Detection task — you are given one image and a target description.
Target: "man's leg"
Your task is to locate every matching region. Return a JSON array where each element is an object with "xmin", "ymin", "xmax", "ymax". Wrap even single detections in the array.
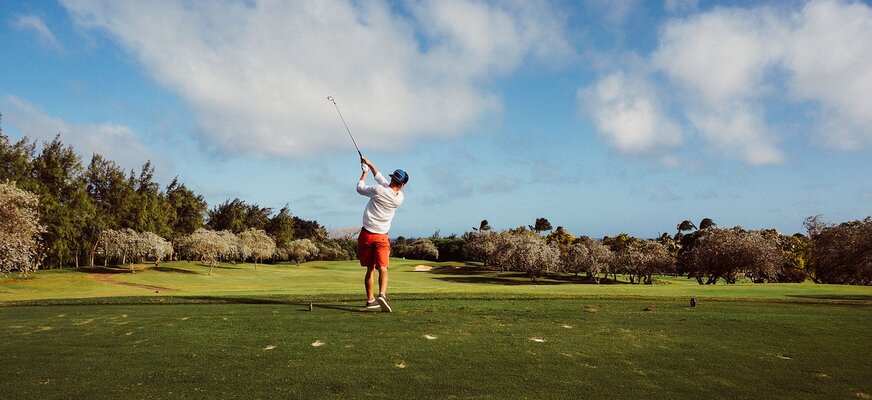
[
  {"xmin": 377, "ymin": 266, "xmax": 389, "ymax": 296},
  {"xmin": 364, "ymin": 266, "xmax": 376, "ymax": 301}
]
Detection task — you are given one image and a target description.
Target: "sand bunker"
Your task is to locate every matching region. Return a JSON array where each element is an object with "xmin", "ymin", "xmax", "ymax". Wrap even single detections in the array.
[{"xmin": 413, "ymin": 265, "xmax": 432, "ymax": 271}]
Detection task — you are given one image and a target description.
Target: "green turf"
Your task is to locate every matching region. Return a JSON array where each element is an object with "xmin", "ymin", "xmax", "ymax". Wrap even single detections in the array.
[
  {"xmin": 1, "ymin": 261, "xmax": 871, "ymax": 399},
  {"xmin": 3, "ymin": 259, "xmax": 871, "ymax": 303}
]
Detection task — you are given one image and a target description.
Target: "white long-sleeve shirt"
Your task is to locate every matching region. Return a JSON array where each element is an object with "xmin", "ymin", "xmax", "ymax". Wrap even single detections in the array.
[{"xmin": 357, "ymin": 171, "xmax": 404, "ymax": 234}]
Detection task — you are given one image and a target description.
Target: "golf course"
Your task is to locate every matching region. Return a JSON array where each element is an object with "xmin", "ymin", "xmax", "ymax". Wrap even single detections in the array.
[{"xmin": 2, "ymin": 259, "xmax": 870, "ymax": 399}]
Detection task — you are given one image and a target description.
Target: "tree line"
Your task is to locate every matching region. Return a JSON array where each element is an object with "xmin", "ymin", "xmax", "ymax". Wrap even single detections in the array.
[
  {"xmin": 393, "ymin": 216, "xmax": 870, "ymax": 286},
  {"xmin": 0, "ymin": 116, "xmax": 352, "ymax": 272},
  {"xmin": 2, "ymin": 116, "xmax": 869, "ymax": 285}
]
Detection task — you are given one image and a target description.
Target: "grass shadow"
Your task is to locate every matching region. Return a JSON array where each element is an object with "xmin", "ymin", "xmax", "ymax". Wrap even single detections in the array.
[
  {"xmin": 71, "ymin": 266, "xmax": 133, "ymax": 274},
  {"xmin": 179, "ymin": 296, "xmax": 296, "ymax": 305},
  {"xmin": 148, "ymin": 266, "xmax": 203, "ymax": 275},
  {"xmin": 176, "ymin": 296, "xmax": 369, "ymax": 313}
]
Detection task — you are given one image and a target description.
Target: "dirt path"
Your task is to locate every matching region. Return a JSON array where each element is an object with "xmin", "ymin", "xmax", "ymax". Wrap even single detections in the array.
[{"xmin": 91, "ymin": 274, "xmax": 176, "ymax": 292}]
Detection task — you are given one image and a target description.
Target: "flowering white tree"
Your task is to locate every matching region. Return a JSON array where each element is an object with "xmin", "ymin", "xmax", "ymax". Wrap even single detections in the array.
[
  {"xmin": 140, "ymin": 231, "xmax": 173, "ymax": 263},
  {"xmin": 286, "ymin": 239, "xmax": 319, "ymax": 264},
  {"xmin": 466, "ymin": 231, "xmax": 499, "ymax": 268},
  {"xmin": 562, "ymin": 237, "xmax": 613, "ymax": 283},
  {"xmin": 218, "ymin": 230, "xmax": 244, "ymax": 262},
  {"xmin": 177, "ymin": 228, "xmax": 228, "ymax": 275},
  {"xmin": 100, "ymin": 228, "xmax": 139, "ymax": 267},
  {"xmin": 0, "ymin": 182, "xmax": 44, "ymax": 275},
  {"xmin": 239, "ymin": 228, "xmax": 276, "ymax": 268},
  {"xmin": 493, "ymin": 231, "xmax": 559, "ymax": 284},
  {"xmin": 99, "ymin": 229, "xmax": 171, "ymax": 273},
  {"xmin": 615, "ymin": 240, "xmax": 674, "ymax": 284}
]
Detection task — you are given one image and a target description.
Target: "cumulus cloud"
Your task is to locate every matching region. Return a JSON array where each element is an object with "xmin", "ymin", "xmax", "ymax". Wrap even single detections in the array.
[
  {"xmin": 1, "ymin": 95, "xmax": 153, "ymax": 171},
  {"xmin": 781, "ymin": 0, "xmax": 872, "ymax": 150},
  {"xmin": 11, "ymin": 14, "xmax": 64, "ymax": 52},
  {"xmin": 579, "ymin": 71, "xmax": 682, "ymax": 154},
  {"xmin": 580, "ymin": 0, "xmax": 872, "ymax": 165},
  {"xmin": 60, "ymin": 0, "xmax": 574, "ymax": 158}
]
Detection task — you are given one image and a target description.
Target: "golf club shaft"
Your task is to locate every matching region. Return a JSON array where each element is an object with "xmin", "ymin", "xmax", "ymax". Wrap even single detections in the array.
[{"xmin": 327, "ymin": 96, "xmax": 362, "ymax": 158}]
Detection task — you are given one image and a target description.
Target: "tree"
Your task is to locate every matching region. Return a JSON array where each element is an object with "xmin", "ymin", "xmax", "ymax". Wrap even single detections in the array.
[
  {"xmin": 530, "ymin": 217, "xmax": 553, "ymax": 234},
  {"xmin": 175, "ymin": 228, "xmax": 236, "ymax": 275},
  {"xmin": 315, "ymin": 240, "xmax": 353, "ymax": 261},
  {"xmin": 31, "ymin": 135, "xmax": 94, "ymax": 269},
  {"xmin": 84, "ymin": 154, "xmax": 134, "ymax": 266},
  {"xmin": 286, "ymin": 239, "xmax": 319, "ymax": 264},
  {"xmin": 0, "ymin": 123, "xmax": 36, "ymax": 188},
  {"xmin": 465, "ymin": 231, "xmax": 498, "ymax": 268},
  {"xmin": 128, "ymin": 161, "xmax": 172, "ymax": 238},
  {"xmin": 615, "ymin": 240, "xmax": 674, "ymax": 284},
  {"xmin": 165, "ymin": 177, "xmax": 207, "ymax": 240},
  {"xmin": 239, "ymin": 228, "xmax": 276, "ymax": 268},
  {"xmin": 777, "ymin": 233, "xmax": 812, "ymax": 283},
  {"xmin": 561, "ymin": 242, "xmax": 590, "ymax": 277},
  {"xmin": 99, "ymin": 228, "xmax": 156, "ymax": 271},
  {"xmin": 292, "ymin": 216, "xmax": 327, "ymax": 242},
  {"xmin": 545, "ymin": 226, "xmax": 574, "ymax": 252},
  {"xmin": 140, "ymin": 231, "xmax": 173, "ymax": 264},
  {"xmin": 677, "ymin": 220, "xmax": 697, "ymax": 233},
  {"xmin": 473, "ymin": 219, "xmax": 492, "ymax": 232},
  {"xmin": 496, "ymin": 232, "xmax": 558, "ymax": 284},
  {"xmin": 805, "ymin": 216, "xmax": 872, "ymax": 285},
  {"xmin": 207, "ymin": 198, "xmax": 271, "ymax": 233},
  {"xmin": 562, "ymin": 237, "xmax": 612, "ymax": 282},
  {"xmin": 266, "ymin": 205, "xmax": 295, "ymax": 260},
  {"xmin": 0, "ymin": 182, "xmax": 44, "ymax": 274},
  {"xmin": 405, "ymin": 238, "xmax": 439, "ymax": 261},
  {"xmin": 431, "ymin": 237, "xmax": 465, "ymax": 261},
  {"xmin": 678, "ymin": 227, "xmax": 781, "ymax": 284}
]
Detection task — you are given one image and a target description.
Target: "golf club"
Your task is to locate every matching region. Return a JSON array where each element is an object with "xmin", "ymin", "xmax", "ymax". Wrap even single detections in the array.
[{"xmin": 327, "ymin": 96, "xmax": 362, "ymax": 158}]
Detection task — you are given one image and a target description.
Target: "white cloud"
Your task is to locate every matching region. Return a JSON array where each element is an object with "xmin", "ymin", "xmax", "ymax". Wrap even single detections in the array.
[
  {"xmin": 686, "ymin": 104, "xmax": 785, "ymax": 165},
  {"xmin": 579, "ymin": 71, "xmax": 682, "ymax": 154},
  {"xmin": 11, "ymin": 14, "xmax": 64, "ymax": 52},
  {"xmin": 1, "ymin": 95, "xmax": 153, "ymax": 171},
  {"xmin": 60, "ymin": 0, "xmax": 574, "ymax": 158},
  {"xmin": 581, "ymin": 0, "xmax": 872, "ymax": 166},
  {"xmin": 653, "ymin": 7, "xmax": 785, "ymax": 105},
  {"xmin": 782, "ymin": 0, "xmax": 872, "ymax": 150}
]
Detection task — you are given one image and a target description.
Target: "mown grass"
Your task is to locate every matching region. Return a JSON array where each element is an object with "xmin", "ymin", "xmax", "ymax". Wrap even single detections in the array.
[
  {"xmin": 1, "ymin": 260, "xmax": 871, "ymax": 399},
  {"xmin": 3, "ymin": 259, "xmax": 871, "ymax": 303}
]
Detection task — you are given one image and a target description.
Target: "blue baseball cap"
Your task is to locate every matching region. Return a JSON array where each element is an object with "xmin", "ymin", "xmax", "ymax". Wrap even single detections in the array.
[{"xmin": 389, "ymin": 169, "xmax": 409, "ymax": 184}]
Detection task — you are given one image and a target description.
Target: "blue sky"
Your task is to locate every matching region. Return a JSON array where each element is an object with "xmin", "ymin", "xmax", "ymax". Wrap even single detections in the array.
[{"xmin": 2, "ymin": 0, "xmax": 870, "ymax": 238}]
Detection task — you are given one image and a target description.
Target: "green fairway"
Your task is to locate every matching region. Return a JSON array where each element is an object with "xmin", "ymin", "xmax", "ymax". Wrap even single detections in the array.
[{"xmin": 2, "ymin": 261, "xmax": 871, "ymax": 399}]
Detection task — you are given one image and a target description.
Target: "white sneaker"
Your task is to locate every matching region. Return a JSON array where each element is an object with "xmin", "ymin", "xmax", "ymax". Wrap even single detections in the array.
[{"xmin": 376, "ymin": 294, "xmax": 392, "ymax": 313}]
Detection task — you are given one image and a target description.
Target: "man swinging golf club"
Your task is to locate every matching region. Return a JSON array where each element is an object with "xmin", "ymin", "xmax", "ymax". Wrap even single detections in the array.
[{"xmin": 357, "ymin": 156, "xmax": 408, "ymax": 312}]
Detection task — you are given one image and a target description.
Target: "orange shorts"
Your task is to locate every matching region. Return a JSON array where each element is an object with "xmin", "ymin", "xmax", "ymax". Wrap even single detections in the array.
[{"xmin": 358, "ymin": 228, "xmax": 390, "ymax": 268}]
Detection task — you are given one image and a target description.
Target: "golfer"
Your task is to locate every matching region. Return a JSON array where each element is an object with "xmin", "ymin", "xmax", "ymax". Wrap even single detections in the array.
[{"xmin": 357, "ymin": 156, "xmax": 407, "ymax": 312}]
